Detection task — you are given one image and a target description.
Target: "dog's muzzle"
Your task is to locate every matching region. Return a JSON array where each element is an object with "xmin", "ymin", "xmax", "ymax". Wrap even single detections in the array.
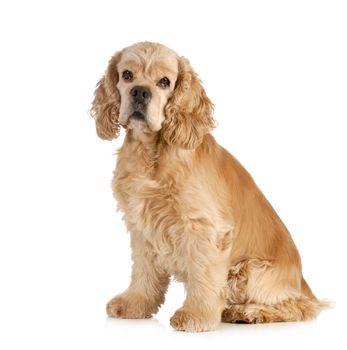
[{"xmin": 129, "ymin": 85, "xmax": 152, "ymax": 121}]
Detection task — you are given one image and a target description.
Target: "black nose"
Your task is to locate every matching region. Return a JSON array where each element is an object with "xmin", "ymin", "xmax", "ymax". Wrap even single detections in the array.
[{"xmin": 130, "ymin": 86, "xmax": 152, "ymax": 105}]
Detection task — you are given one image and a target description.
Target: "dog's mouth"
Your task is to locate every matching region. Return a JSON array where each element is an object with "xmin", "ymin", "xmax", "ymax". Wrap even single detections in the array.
[
  {"xmin": 123, "ymin": 110, "xmax": 153, "ymax": 132},
  {"xmin": 129, "ymin": 110, "xmax": 146, "ymax": 121},
  {"xmin": 121, "ymin": 111, "xmax": 147, "ymax": 129}
]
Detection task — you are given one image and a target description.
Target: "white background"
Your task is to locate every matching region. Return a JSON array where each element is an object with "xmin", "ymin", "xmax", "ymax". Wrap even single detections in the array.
[{"xmin": 0, "ymin": 0, "xmax": 346, "ymax": 349}]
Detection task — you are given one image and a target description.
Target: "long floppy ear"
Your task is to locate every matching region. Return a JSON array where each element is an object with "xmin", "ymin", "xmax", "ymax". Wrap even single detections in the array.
[
  {"xmin": 162, "ymin": 57, "xmax": 215, "ymax": 149},
  {"xmin": 91, "ymin": 52, "xmax": 122, "ymax": 140}
]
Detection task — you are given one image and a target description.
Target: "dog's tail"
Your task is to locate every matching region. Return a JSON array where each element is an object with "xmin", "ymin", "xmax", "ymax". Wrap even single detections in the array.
[{"xmin": 302, "ymin": 278, "xmax": 334, "ymax": 315}]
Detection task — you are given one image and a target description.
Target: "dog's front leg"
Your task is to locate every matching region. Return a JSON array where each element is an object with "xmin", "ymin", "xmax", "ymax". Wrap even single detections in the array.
[
  {"xmin": 170, "ymin": 230, "xmax": 230, "ymax": 332},
  {"xmin": 107, "ymin": 230, "xmax": 170, "ymax": 319}
]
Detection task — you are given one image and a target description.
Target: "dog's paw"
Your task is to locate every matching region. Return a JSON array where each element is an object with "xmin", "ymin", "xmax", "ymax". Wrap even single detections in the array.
[
  {"xmin": 170, "ymin": 307, "xmax": 220, "ymax": 332},
  {"xmin": 106, "ymin": 293, "xmax": 156, "ymax": 319}
]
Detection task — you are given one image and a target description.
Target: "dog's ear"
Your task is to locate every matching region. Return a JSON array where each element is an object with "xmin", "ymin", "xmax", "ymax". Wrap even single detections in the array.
[
  {"xmin": 162, "ymin": 57, "xmax": 215, "ymax": 149},
  {"xmin": 91, "ymin": 52, "xmax": 122, "ymax": 140}
]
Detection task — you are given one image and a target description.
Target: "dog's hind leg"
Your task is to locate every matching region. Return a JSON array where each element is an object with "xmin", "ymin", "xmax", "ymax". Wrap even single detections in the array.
[
  {"xmin": 222, "ymin": 297, "xmax": 322, "ymax": 323},
  {"xmin": 222, "ymin": 259, "xmax": 325, "ymax": 323}
]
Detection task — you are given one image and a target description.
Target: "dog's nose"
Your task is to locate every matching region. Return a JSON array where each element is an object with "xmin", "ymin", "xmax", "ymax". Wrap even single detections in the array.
[{"xmin": 130, "ymin": 86, "xmax": 152, "ymax": 105}]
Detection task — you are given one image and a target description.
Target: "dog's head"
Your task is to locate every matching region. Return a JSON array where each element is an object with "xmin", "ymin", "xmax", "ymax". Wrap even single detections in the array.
[{"xmin": 91, "ymin": 42, "xmax": 215, "ymax": 149}]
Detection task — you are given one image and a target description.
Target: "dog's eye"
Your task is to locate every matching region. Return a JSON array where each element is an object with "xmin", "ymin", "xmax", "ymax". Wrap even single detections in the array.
[
  {"xmin": 157, "ymin": 77, "xmax": 170, "ymax": 89},
  {"xmin": 122, "ymin": 70, "xmax": 133, "ymax": 82}
]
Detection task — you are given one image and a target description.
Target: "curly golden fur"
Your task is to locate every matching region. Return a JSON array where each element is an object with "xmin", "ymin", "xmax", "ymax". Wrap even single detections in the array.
[{"xmin": 91, "ymin": 42, "xmax": 326, "ymax": 332}]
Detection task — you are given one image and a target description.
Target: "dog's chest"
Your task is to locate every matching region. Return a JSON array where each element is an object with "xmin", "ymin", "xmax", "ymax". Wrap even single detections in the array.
[
  {"xmin": 113, "ymin": 146, "xmax": 233, "ymax": 278},
  {"xmin": 115, "ymin": 168, "xmax": 181, "ymax": 237},
  {"xmin": 114, "ymin": 171, "xmax": 188, "ymax": 275}
]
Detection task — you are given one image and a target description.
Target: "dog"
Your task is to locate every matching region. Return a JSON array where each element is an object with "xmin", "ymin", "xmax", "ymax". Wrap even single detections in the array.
[{"xmin": 91, "ymin": 42, "xmax": 325, "ymax": 332}]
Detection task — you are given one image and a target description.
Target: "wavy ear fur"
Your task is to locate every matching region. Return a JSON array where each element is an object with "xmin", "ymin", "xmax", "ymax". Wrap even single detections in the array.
[
  {"xmin": 163, "ymin": 57, "xmax": 215, "ymax": 149},
  {"xmin": 91, "ymin": 52, "xmax": 122, "ymax": 140}
]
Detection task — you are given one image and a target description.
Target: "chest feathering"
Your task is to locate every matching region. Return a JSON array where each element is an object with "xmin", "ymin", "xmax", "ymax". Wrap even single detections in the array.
[{"xmin": 112, "ymin": 140, "xmax": 234, "ymax": 277}]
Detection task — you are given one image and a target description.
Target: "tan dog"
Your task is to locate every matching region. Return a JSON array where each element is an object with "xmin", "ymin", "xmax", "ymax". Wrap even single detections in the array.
[{"xmin": 91, "ymin": 42, "xmax": 325, "ymax": 332}]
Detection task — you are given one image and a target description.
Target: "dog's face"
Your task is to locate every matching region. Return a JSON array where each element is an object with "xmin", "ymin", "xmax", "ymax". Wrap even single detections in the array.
[
  {"xmin": 91, "ymin": 42, "xmax": 215, "ymax": 149},
  {"xmin": 117, "ymin": 44, "xmax": 178, "ymax": 132}
]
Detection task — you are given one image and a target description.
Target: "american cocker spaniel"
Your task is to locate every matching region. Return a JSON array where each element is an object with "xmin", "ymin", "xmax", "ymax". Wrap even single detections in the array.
[{"xmin": 91, "ymin": 42, "xmax": 326, "ymax": 332}]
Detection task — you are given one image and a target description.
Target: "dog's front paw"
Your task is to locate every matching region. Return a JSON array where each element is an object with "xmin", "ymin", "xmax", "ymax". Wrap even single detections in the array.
[
  {"xmin": 106, "ymin": 293, "xmax": 157, "ymax": 319},
  {"xmin": 170, "ymin": 307, "xmax": 220, "ymax": 332}
]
